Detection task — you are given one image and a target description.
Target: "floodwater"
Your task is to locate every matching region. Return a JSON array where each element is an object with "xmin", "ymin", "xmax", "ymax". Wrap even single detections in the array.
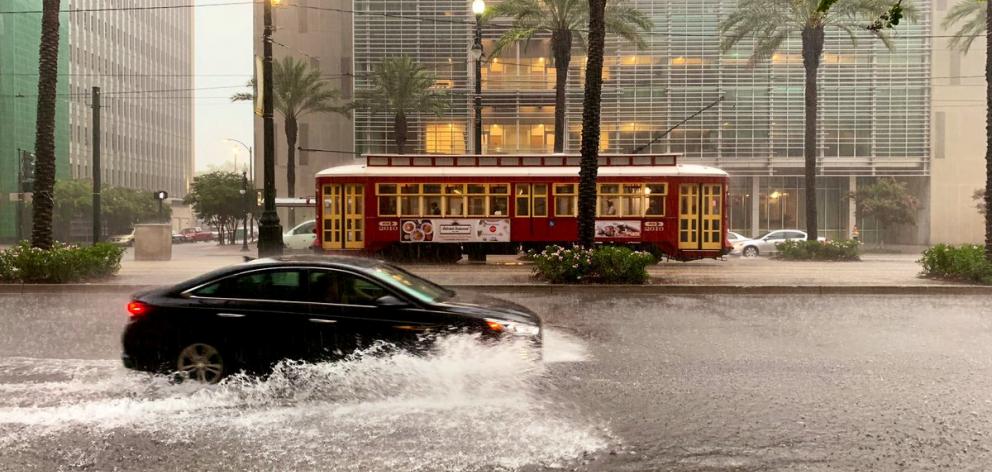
[
  {"xmin": 5, "ymin": 292, "xmax": 992, "ymax": 471},
  {"xmin": 0, "ymin": 331, "xmax": 605, "ymax": 472}
]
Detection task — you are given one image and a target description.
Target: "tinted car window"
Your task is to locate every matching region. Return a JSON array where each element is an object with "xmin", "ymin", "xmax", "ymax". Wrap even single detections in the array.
[
  {"xmin": 294, "ymin": 222, "xmax": 315, "ymax": 235},
  {"xmin": 785, "ymin": 231, "xmax": 806, "ymax": 239},
  {"xmin": 765, "ymin": 232, "xmax": 786, "ymax": 240},
  {"xmin": 194, "ymin": 270, "xmax": 304, "ymax": 301},
  {"xmin": 309, "ymin": 270, "xmax": 388, "ymax": 305}
]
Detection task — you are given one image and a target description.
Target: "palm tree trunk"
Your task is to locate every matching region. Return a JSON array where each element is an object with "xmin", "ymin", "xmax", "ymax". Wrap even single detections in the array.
[
  {"xmin": 985, "ymin": 0, "xmax": 992, "ymax": 261},
  {"xmin": 578, "ymin": 0, "xmax": 607, "ymax": 248},
  {"xmin": 285, "ymin": 117, "xmax": 298, "ymax": 227},
  {"xmin": 31, "ymin": 0, "xmax": 62, "ymax": 250},
  {"xmin": 802, "ymin": 25, "xmax": 824, "ymax": 242},
  {"xmin": 551, "ymin": 29, "xmax": 572, "ymax": 154},
  {"xmin": 394, "ymin": 111, "xmax": 408, "ymax": 154}
]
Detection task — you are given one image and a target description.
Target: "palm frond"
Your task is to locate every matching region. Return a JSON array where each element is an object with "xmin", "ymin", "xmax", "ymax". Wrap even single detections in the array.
[
  {"xmin": 943, "ymin": 0, "xmax": 986, "ymax": 53},
  {"xmin": 605, "ymin": 3, "xmax": 654, "ymax": 50},
  {"xmin": 354, "ymin": 56, "xmax": 450, "ymax": 118}
]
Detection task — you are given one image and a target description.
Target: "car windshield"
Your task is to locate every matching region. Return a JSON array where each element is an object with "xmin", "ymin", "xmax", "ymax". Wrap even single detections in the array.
[
  {"xmin": 367, "ymin": 263, "xmax": 454, "ymax": 304},
  {"xmin": 756, "ymin": 231, "xmax": 774, "ymax": 240}
]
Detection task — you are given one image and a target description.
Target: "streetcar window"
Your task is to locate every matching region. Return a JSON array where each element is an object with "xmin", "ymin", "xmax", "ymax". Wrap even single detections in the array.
[
  {"xmin": 622, "ymin": 184, "xmax": 643, "ymax": 217},
  {"xmin": 444, "ymin": 184, "xmax": 465, "ymax": 216},
  {"xmin": 645, "ymin": 183, "xmax": 667, "ymax": 217},
  {"xmin": 377, "ymin": 184, "xmax": 398, "ymax": 217},
  {"xmin": 515, "ymin": 184, "xmax": 530, "ymax": 217},
  {"xmin": 425, "ymin": 196, "xmax": 442, "ymax": 215},
  {"xmin": 554, "ymin": 183, "xmax": 577, "ymax": 217},
  {"xmin": 598, "ymin": 184, "xmax": 621, "ymax": 217},
  {"xmin": 532, "ymin": 184, "xmax": 548, "ymax": 217}
]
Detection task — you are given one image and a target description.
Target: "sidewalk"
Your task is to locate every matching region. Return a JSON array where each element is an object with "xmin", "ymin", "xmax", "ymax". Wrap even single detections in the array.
[{"xmin": 104, "ymin": 242, "xmax": 942, "ymax": 288}]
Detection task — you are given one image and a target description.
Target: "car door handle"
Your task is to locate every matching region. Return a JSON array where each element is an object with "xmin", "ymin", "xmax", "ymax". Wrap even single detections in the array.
[
  {"xmin": 309, "ymin": 318, "xmax": 338, "ymax": 324},
  {"xmin": 217, "ymin": 313, "xmax": 246, "ymax": 318}
]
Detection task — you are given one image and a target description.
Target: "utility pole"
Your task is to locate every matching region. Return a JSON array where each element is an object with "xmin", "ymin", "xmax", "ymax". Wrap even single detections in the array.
[
  {"xmin": 257, "ymin": 0, "xmax": 283, "ymax": 256},
  {"xmin": 16, "ymin": 149, "xmax": 23, "ymax": 242},
  {"xmin": 92, "ymin": 86, "xmax": 101, "ymax": 244}
]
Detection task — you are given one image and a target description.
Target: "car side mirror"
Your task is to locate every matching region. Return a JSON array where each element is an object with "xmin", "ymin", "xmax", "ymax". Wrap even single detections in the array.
[{"xmin": 375, "ymin": 295, "xmax": 408, "ymax": 307}]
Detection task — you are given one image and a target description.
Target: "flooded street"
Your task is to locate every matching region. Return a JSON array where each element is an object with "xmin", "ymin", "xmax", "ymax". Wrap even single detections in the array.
[{"xmin": 2, "ymin": 291, "xmax": 992, "ymax": 471}]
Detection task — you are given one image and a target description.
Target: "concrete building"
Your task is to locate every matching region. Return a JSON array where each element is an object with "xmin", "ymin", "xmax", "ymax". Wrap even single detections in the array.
[
  {"xmin": 67, "ymin": 0, "xmax": 195, "ymax": 200},
  {"xmin": 0, "ymin": 0, "xmax": 194, "ymax": 242},
  {"xmin": 261, "ymin": 0, "xmax": 984, "ymax": 244},
  {"xmin": 0, "ymin": 2, "xmax": 70, "ymax": 241},
  {"xmin": 252, "ymin": 1, "xmax": 354, "ymax": 226},
  {"xmin": 929, "ymin": 0, "xmax": 986, "ymax": 245}
]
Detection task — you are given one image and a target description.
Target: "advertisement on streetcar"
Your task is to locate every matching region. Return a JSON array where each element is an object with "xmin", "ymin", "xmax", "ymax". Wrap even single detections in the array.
[
  {"xmin": 595, "ymin": 220, "xmax": 642, "ymax": 239},
  {"xmin": 400, "ymin": 219, "xmax": 511, "ymax": 243}
]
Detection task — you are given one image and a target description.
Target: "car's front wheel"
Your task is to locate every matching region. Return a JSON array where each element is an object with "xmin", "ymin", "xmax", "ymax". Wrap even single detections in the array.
[
  {"xmin": 176, "ymin": 342, "xmax": 226, "ymax": 384},
  {"xmin": 742, "ymin": 246, "xmax": 759, "ymax": 258}
]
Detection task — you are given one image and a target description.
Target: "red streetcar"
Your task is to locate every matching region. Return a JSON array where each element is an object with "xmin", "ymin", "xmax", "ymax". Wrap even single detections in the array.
[{"xmin": 314, "ymin": 153, "xmax": 730, "ymax": 262}]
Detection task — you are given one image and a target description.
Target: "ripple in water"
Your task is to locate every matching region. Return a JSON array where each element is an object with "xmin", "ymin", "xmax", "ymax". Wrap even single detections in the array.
[{"xmin": 0, "ymin": 332, "xmax": 605, "ymax": 471}]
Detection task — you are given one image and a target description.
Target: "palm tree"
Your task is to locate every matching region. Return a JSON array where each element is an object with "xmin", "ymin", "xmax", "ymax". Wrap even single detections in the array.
[
  {"xmin": 232, "ymin": 57, "xmax": 346, "ymax": 224},
  {"xmin": 721, "ymin": 0, "xmax": 913, "ymax": 241},
  {"xmin": 483, "ymin": 0, "xmax": 652, "ymax": 153},
  {"xmin": 352, "ymin": 56, "xmax": 449, "ymax": 154},
  {"xmin": 943, "ymin": 0, "xmax": 991, "ymax": 260},
  {"xmin": 31, "ymin": 0, "xmax": 62, "ymax": 250},
  {"xmin": 578, "ymin": 0, "xmax": 607, "ymax": 248}
]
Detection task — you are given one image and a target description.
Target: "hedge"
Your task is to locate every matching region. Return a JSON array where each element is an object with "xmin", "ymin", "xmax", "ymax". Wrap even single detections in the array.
[
  {"xmin": 0, "ymin": 242, "xmax": 125, "ymax": 283},
  {"xmin": 774, "ymin": 239, "xmax": 861, "ymax": 261},
  {"xmin": 919, "ymin": 244, "xmax": 992, "ymax": 284},
  {"xmin": 531, "ymin": 245, "xmax": 656, "ymax": 284}
]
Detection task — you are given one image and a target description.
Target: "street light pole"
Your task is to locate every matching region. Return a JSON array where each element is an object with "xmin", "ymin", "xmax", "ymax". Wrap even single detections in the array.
[
  {"xmin": 471, "ymin": 0, "xmax": 485, "ymax": 155},
  {"xmin": 241, "ymin": 171, "xmax": 249, "ymax": 252},
  {"xmin": 257, "ymin": 0, "xmax": 283, "ymax": 257},
  {"xmin": 227, "ymin": 138, "xmax": 255, "ymax": 243}
]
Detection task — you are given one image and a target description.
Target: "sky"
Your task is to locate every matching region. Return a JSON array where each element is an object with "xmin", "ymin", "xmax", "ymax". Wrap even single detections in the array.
[{"xmin": 194, "ymin": 0, "xmax": 255, "ymax": 174}]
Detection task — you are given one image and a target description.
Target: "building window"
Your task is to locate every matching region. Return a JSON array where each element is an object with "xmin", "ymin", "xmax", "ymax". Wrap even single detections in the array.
[{"xmin": 424, "ymin": 123, "xmax": 466, "ymax": 154}]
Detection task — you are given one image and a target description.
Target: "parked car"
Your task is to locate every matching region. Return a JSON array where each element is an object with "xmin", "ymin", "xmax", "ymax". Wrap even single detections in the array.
[
  {"xmin": 180, "ymin": 227, "xmax": 215, "ymax": 243},
  {"xmin": 172, "ymin": 233, "xmax": 188, "ymax": 244},
  {"xmin": 735, "ymin": 230, "xmax": 826, "ymax": 257},
  {"xmin": 727, "ymin": 231, "xmax": 749, "ymax": 246},
  {"xmin": 121, "ymin": 256, "xmax": 543, "ymax": 383},
  {"xmin": 109, "ymin": 231, "xmax": 135, "ymax": 247},
  {"xmin": 283, "ymin": 220, "xmax": 317, "ymax": 250}
]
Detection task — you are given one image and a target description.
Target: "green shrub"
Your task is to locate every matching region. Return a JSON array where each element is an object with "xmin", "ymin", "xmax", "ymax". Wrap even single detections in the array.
[
  {"xmin": 774, "ymin": 239, "xmax": 861, "ymax": 261},
  {"xmin": 531, "ymin": 245, "xmax": 657, "ymax": 284},
  {"xmin": 531, "ymin": 245, "xmax": 593, "ymax": 284},
  {"xmin": 919, "ymin": 244, "xmax": 992, "ymax": 284},
  {"xmin": 590, "ymin": 246, "xmax": 656, "ymax": 284},
  {"xmin": 0, "ymin": 242, "xmax": 125, "ymax": 283}
]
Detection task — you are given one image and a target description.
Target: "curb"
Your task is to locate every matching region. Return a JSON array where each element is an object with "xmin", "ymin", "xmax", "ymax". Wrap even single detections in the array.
[{"xmin": 1, "ymin": 283, "xmax": 990, "ymax": 296}]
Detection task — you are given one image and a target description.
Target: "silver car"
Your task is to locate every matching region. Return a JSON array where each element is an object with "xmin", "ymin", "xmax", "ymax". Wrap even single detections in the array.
[{"xmin": 735, "ymin": 230, "xmax": 823, "ymax": 257}]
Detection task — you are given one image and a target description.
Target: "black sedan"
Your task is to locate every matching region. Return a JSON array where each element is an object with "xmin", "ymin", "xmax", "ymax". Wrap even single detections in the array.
[{"xmin": 122, "ymin": 256, "xmax": 542, "ymax": 383}]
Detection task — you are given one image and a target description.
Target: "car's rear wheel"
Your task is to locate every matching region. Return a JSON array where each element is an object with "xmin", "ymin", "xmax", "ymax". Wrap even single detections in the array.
[
  {"xmin": 176, "ymin": 342, "xmax": 226, "ymax": 384},
  {"xmin": 742, "ymin": 246, "xmax": 759, "ymax": 258}
]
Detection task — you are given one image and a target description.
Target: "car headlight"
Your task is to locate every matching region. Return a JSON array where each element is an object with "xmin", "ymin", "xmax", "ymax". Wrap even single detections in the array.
[{"xmin": 484, "ymin": 318, "xmax": 541, "ymax": 337}]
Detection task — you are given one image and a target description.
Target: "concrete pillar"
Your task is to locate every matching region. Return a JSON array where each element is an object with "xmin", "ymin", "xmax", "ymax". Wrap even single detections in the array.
[
  {"xmin": 751, "ymin": 177, "xmax": 761, "ymax": 238},
  {"xmin": 134, "ymin": 223, "xmax": 172, "ymax": 261}
]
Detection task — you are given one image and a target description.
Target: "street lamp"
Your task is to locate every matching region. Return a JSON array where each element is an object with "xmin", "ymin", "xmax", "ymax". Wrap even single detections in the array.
[
  {"xmin": 471, "ymin": 0, "xmax": 485, "ymax": 155},
  {"xmin": 226, "ymin": 138, "xmax": 254, "ymax": 242},
  {"xmin": 241, "ymin": 171, "xmax": 249, "ymax": 252},
  {"xmin": 258, "ymin": 0, "xmax": 284, "ymax": 257}
]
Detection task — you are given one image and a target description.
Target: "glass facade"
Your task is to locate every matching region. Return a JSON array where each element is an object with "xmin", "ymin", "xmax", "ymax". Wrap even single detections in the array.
[{"xmin": 352, "ymin": 0, "xmax": 932, "ymax": 238}]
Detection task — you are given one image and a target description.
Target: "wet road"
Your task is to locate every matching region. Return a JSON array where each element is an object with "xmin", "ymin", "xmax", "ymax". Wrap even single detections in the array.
[{"xmin": 1, "ymin": 291, "xmax": 992, "ymax": 471}]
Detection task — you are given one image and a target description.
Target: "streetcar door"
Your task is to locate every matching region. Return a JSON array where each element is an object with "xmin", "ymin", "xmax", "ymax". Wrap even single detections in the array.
[
  {"xmin": 321, "ymin": 183, "xmax": 365, "ymax": 250},
  {"xmin": 700, "ymin": 184, "xmax": 723, "ymax": 250},
  {"xmin": 678, "ymin": 184, "xmax": 700, "ymax": 250},
  {"xmin": 678, "ymin": 183, "xmax": 723, "ymax": 251}
]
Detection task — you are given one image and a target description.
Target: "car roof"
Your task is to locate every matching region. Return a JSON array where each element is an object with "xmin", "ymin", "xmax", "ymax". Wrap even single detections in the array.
[{"xmin": 166, "ymin": 255, "xmax": 387, "ymax": 293}]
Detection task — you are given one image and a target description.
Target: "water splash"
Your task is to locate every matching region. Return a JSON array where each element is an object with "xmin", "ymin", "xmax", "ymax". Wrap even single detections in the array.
[{"xmin": 0, "ymin": 333, "xmax": 605, "ymax": 471}]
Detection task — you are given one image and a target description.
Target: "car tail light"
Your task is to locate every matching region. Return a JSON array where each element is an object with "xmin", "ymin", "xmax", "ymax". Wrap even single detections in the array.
[
  {"xmin": 127, "ymin": 301, "xmax": 150, "ymax": 318},
  {"xmin": 485, "ymin": 320, "xmax": 505, "ymax": 333}
]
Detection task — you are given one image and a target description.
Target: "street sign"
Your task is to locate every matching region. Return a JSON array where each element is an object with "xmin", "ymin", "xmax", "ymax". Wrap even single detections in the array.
[
  {"xmin": 254, "ymin": 56, "xmax": 264, "ymax": 117},
  {"xmin": 154, "ymin": 190, "xmax": 169, "ymax": 201}
]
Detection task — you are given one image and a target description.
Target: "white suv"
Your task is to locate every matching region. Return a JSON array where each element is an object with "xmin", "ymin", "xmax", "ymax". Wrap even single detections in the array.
[{"xmin": 736, "ymin": 230, "xmax": 825, "ymax": 257}]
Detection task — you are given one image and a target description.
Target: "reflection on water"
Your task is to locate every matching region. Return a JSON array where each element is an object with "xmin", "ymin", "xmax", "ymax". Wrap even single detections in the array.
[{"xmin": 0, "ymin": 331, "xmax": 602, "ymax": 471}]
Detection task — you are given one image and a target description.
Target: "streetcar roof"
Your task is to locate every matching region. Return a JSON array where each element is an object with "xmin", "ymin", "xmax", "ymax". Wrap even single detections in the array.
[{"xmin": 316, "ymin": 163, "xmax": 728, "ymax": 178}]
